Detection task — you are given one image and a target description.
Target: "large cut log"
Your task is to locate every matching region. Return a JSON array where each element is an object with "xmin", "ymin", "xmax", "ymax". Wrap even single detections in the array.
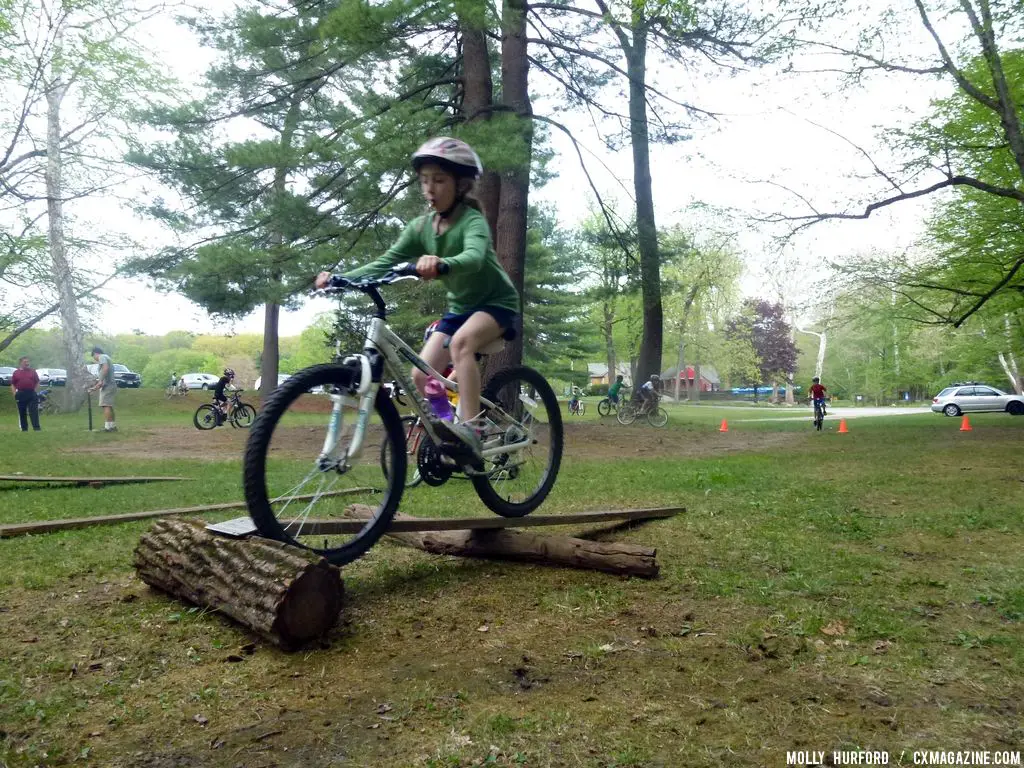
[
  {"xmin": 134, "ymin": 518, "xmax": 343, "ymax": 649},
  {"xmin": 344, "ymin": 505, "xmax": 659, "ymax": 578}
]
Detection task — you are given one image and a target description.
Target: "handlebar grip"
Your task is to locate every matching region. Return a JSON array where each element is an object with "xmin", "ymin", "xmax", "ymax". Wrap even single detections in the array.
[
  {"xmin": 438, "ymin": 261, "xmax": 450, "ymax": 275},
  {"xmin": 327, "ymin": 275, "xmax": 351, "ymax": 289}
]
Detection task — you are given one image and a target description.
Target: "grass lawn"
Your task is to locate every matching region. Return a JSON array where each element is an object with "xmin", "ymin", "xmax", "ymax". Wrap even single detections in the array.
[{"xmin": 1, "ymin": 388, "xmax": 1022, "ymax": 767}]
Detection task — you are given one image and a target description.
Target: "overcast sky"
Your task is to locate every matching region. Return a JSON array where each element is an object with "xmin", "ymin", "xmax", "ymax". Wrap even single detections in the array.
[{"xmin": 66, "ymin": 0, "xmax": 951, "ymax": 338}]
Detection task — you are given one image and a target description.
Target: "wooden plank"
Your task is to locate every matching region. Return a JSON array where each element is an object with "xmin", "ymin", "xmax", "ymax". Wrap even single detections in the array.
[
  {"xmin": 0, "ymin": 475, "xmax": 189, "ymax": 487},
  {"xmin": 0, "ymin": 488, "xmax": 375, "ymax": 538},
  {"xmin": 285, "ymin": 506, "xmax": 682, "ymax": 535}
]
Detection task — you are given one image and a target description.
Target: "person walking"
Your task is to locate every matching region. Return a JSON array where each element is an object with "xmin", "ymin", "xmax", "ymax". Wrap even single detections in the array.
[
  {"xmin": 89, "ymin": 346, "xmax": 118, "ymax": 432},
  {"xmin": 11, "ymin": 356, "xmax": 41, "ymax": 432}
]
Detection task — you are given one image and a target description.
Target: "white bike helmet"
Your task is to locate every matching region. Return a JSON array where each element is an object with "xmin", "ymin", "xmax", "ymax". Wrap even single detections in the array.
[{"xmin": 411, "ymin": 137, "xmax": 482, "ymax": 179}]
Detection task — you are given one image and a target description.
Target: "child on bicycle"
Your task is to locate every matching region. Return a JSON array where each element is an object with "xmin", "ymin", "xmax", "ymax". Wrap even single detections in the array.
[
  {"xmin": 639, "ymin": 374, "xmax": 660, "ymax": 410},
  {"xmin": 608, "ymin": 374, "xmax": 624, "ymax": 405},
  {"xmin": 568, "ymin": 385, "xmax": 583, "ymax": 413},
  {"xmin": 213, "ymin": 368, "xmax": 235, "ymax": 426},
  {"xmin": 315, "ymin": 137, "xmax": 520, "ymax": 462},
  {"xmin": 809, "ymin": 377, "xmax": 828, "ymax": 416}
]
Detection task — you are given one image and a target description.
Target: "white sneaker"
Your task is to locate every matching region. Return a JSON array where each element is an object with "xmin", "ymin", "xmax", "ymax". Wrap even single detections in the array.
[{"xmin": 432, "ymin": 418, "xmax": 483, "ymax": 462}]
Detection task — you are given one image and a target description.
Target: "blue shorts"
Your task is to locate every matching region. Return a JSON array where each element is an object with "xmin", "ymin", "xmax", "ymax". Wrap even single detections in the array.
[{"xmin": 435, "ymin": 306, "xmax": 519, "ymax": 340}]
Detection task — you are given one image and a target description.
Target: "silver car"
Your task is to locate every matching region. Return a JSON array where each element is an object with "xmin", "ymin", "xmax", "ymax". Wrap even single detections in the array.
[
  {"xmin": 181, "ymin": 372, "xmax": 220, "ymax": 390},
  {"xmin": 931, "ymin": 383, "xmax": 1024, "ymax": 416}
]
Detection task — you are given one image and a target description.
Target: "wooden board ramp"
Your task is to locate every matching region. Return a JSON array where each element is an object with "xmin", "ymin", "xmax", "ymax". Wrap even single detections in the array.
[
  {"xmin": 234, "ymin": 505, "xmax": 682, "ymax": 535},
  {"xmin": 0, "ymin": 474, "xmax": 189, "ymax": 488},
  {"xmin": 0, "ymin": 488, "xmax": 374, "ymax": 538}
]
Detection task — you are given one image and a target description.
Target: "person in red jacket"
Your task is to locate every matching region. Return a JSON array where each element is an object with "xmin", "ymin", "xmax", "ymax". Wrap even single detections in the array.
[
  {"xmin": 809, "ymin": 377, "xmax": 828, "ymax": 416},
  {"xmin": 10, "ymin": 356, "xmax": 41, "ymax": 431}
]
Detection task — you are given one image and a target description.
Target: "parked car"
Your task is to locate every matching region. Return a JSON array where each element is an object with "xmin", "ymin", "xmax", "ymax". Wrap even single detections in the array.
[
  {"xmin": 86, "ymin": 362, "xmax": 143, "ymax": 388},
  {"xmin": 36, "ymin": 368, "xmax": 67, "ymax": 386},
  {"xmin": 180, "ymin": 372, "xmax": 220, "ymax": 390},
  {"xmin": 0, "ymin": 366, "xmax": 16, "ymax": 385},
  {"xmin": 253, "ymin": 373, "xmax": 291, "ymax": 391},
  {"xmin": 930, "ymin": 383, "xmax": 1024, "ymax": 416}
]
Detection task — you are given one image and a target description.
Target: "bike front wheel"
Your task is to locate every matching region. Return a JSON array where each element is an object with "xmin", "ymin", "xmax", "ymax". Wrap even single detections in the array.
[
  {"xmin": 472, "ymin": 365, "xmax": 563, "ymax": 518},
  {"xmin": 231, "ymin": 403, "xmax": 257, "ymax": 428},
  {"xmin": 243, "ymin": 363, "xmax": 406, "ymax": 566},
  {"xmin": 193, "ymin": 404, "xmax": 218, "ymax": 430},
  {"xmin": 597, "ymin": 398, "xmax": 613, "ymax": 417},
  {"xmin": 647, "ymin": 406, "xmax": 668, "ymax": 427}
]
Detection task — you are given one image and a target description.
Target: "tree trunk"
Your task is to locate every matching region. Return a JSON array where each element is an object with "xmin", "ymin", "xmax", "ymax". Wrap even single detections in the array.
[
  {"xmin": 134, "ymin": 518, "xmax": 343, "ymax": 649},
  {"xmin": 693, "ymin": 362, "xmax": 702, "ymax": 402},
  {"xmin": 674, "ymin": 330, "xmax": 684, "ymax": 401},
  {"xmin": 489, "ymin": 0, "xmax": 532, "ymax": 372},
  {"xmin": 45, "ymin": 59, "xmax": 88, "ymax": 411},
  {"xmin": 626, "ymin": 26, "xmax": 663, "ymax": 384},
  {"xmin": 344, "ymin": 506, "xmax": 659, "ymax": 578},
  {"xmin": 603, "ymin": 301, "xmax": 616, "ymax": 388},
  {"xmin": 259, "ymin": 99, "xmax": 301, "ymax": 397},
  {"xmin": 459, "ymin": 18, "xmax": 500, "ymax": 238},
  {"xmin": 261, "ymin": 301, "xmax": 280, "ymax": 396}
]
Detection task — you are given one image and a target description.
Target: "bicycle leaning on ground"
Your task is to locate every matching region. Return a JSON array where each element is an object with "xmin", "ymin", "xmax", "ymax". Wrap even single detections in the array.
[
  {"xmin": 165, "ymin": 379, "xmax": 189, "ymax": 398},
  {"xmin": 194, "ymin": 389, "xmax": 256, "ymax": 430},
  {"xmin": 616, "ymin": 393, "xmax": 668, "ymax": 427},
  {"xmin": 243, "ymin": 263, "xmax": 564, "ymax": 567}
]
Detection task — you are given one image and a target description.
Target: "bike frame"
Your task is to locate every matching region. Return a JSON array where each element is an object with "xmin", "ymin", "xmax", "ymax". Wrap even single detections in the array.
[{"xmin": 320, "ymin": 316, "xmax": 532, "ymax": 468}]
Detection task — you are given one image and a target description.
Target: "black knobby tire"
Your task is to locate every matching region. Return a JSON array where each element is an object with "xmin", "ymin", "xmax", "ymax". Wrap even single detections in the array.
[
  {"xmin": 380, "ymin": 415, "xmax": 424, "ymax": 488},
  {"xmin": 647, "ymin": 406, "xmax": 668, "ymax": 427},
  {"xmin": 194, "ymin": 404, "xmax": 217, "ymax": 430},
  {"xmin": 243, "ymin": 363, "xmax": 406, "ymax": 566},
  {"xmin": 472, "ymin": 365, "xmax": 563, "ymax": 518},
  {"xmin": 231, "ymin": 403, "xmax": 257, "ymax": 428}
]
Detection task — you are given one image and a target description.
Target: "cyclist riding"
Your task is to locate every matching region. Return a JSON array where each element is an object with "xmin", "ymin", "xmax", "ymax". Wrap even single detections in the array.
[
  {"xmin": 640, "ymin": 374, "xmax": 660, "ymax": 411},
  {"xmin": 315, "ymin": 136, "xmax": 519, "ymax": 465},
  {"xmin": 810, "ymin": 376, "xmax": 828, "ymax": 417},
  {"xmin": 213, "ymin": 368, "xmax": 235, "ymax": 426},
  {"xmin": 568, "ymin": 385, "xmax": 582, "ymax": 412},
  {"xmin": 608, "ymin": 374, "xmax": 625, "ymax": 405}
]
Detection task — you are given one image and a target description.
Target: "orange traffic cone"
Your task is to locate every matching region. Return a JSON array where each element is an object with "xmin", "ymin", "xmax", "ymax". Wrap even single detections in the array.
[
  {"xmin": 719, "ymin": 419, "xmax": 729, "ymax": 433},
  {"xmin": 837, "ymin": 418, "xmax": 849, "ymax": 434},
  {"xmin": 960, "ymin": 415, "xmax": 972, "ymax": 432}
]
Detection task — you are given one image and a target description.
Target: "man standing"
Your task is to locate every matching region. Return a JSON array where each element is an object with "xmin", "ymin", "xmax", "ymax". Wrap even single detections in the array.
[
  {"xmin": 11, "ymin": 356, "xmax": 41, "ymax": 432},
  {"xmin": 89, "ymin": 346, "xmax": 118, "ymax": 432}
]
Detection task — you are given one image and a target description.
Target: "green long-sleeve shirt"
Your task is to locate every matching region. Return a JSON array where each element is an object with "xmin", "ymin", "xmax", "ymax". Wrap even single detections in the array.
[{"xmin": 343, "ymin": 207, "xmax": 520, "ymax": 314}]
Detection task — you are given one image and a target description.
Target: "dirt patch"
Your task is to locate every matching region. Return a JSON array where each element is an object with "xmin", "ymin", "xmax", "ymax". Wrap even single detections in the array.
[{"xmin": 71, "ymin": 421, "xmax": 802, "ymax": 463}]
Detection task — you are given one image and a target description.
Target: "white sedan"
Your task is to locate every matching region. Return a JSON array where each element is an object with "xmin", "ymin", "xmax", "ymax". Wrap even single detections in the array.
[
  {"xmin": 181, "ymin": 373, "xmax": 220, "ymax": 390},
  {"xmin": 931, "ymin": 384, "xmax": 1024, "ymax": 416}
]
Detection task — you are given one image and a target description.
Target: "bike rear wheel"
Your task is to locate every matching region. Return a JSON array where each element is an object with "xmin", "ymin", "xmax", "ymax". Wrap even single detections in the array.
[
  {"xmin": 231, "ymin": 403, "xmax": 257, "ymax": 428},
  {"xmin": 472, "ymin": 365, "xmax": 563, "ymax": 518},
  {"xmin": 243, "ymin": 363, "xmax": 406, "ymax": 566},
  {"xmin": 380, "ymin": 414, "xmax": 424, "ymax": 488},
  {"xmin": 647, "ymin": 406, "xmax": 668, "ymax": 427},
  {"xmin": 616, "ymin": 403, "xmax": 638, "ymax": 425},
  {"xmin": 193, "ymin": 404, "xmax": 217, "ymax": 430}
]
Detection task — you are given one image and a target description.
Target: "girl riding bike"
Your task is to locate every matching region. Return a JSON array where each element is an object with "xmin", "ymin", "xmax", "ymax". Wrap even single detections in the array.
[{"xmin": 316, "ymin": 137, "xmax": 518, "ymax": 464}]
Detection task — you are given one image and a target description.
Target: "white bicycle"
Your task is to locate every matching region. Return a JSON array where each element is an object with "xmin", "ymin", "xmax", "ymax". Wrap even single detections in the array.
[{"xmin": 243, "ymin": 264, "xmax": 564, "ymax": 566}]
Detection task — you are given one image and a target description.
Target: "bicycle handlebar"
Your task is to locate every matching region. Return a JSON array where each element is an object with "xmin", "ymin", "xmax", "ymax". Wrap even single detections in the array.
[{"xmin": 320, "ymin": 261, "xmax": 450, "ymax": 294}]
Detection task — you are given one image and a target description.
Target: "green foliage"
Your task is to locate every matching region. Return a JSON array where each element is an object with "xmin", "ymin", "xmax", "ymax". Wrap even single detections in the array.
[
  {"xmin": 140, "ymin": 350, "xmax": 221, "ymax": 389},
  {"xmin": 522, "ymin": 208, "xmax": 601, "ymax": 379}
]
